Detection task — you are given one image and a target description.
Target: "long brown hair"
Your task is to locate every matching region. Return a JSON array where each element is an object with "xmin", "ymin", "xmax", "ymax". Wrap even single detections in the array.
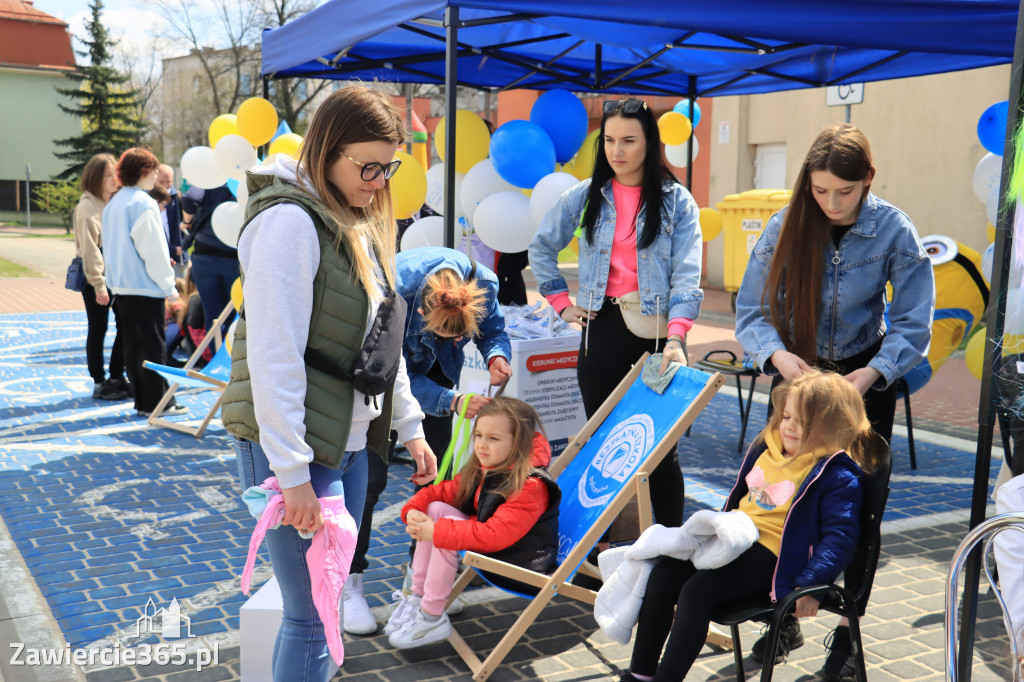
[
  {"xmin": 298, "ymin": 85, "xmax": 406, "ymax": 295},
  {"xmin": 80, "ymin": 153, "xmax": 117, "ymax": 198},
  {"xmin": 454, "ymin": 397, "xmax": 544, "ymax": 506},
  {"xmin": 763, "ymin": 371, "xmax": 877, "ymax": 472},
  {"xmin": 421, "ymin": 268, "xmax": 488, "ymax": 338},
  {"xmin": 762, "ymin": 123, "xmax": 875, "ymax": 362}
]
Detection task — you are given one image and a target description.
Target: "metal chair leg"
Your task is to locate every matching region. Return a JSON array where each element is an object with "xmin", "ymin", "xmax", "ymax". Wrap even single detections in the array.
[
  {"xmin": 739, "ymin": 373, "xmax": 757, "ymax": 452},
  {"xmin": 731, "ymin": 624, "xmax": 745, "ymax": 682}
]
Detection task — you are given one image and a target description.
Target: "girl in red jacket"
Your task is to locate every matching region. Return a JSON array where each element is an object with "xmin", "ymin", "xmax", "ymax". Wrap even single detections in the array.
[{"xmin": 386, "ymin": 397, "xmax": 561, "ymax": 649}]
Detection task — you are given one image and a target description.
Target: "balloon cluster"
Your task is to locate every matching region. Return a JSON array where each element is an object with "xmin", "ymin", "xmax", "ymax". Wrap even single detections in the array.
[
  {"xmin": 179, "ymin": 97, "xmax": 301, "ymax": 249},
  {"xmin": 402, "ymin": 89, "xmax": 592, "ymax": 254},
  {"xmin": 973, "ymin": 100, "xmax": 1009, "ymax": 292}
]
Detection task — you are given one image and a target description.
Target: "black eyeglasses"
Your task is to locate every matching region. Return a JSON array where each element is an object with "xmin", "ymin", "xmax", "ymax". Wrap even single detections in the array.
[
  {"xmin": 339, "ymin": 151, "xmax": 402, "ymax": 182},
  {"xmin": 603, "ymin": 98, "xmax": 647, "ymax": 115}
]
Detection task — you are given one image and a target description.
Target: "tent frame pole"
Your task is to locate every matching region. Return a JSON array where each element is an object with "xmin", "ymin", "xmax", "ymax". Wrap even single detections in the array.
[
  {"xmin": 959, "ymin": 1, "xmax": 1024, "ymax": 679},
  {"xmin": 443, "ymin": 5, "xmax": 459, "ymax": 249},
  {"xmin": 686, "ymin": 76, "xmax": 696, "ymax": 189}
]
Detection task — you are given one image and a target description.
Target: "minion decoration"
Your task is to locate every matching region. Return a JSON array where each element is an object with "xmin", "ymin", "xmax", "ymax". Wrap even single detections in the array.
[{"xmin": 895, "ymin": 235, "xmax": 989, "ymax": 394}]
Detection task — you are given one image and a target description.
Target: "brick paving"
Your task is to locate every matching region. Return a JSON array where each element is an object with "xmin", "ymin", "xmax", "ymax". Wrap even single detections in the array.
[{"xmin": 0, "ymin": 251, "xmax": 1013, "ymax": 681}]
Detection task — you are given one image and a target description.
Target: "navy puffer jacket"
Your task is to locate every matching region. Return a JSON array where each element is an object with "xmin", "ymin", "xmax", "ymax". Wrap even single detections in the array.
[{"xmin": 725, "ymin": 438, "xmax": 863, "ymax": 602}]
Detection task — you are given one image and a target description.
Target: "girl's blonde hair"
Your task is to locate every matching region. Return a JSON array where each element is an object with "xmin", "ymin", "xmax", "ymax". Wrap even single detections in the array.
[
  {"xmin": 298, "ymin": 85, "xmax": 406, "ymax": 295},
  {"xmin": 421, "ymin": 268, "xmax": 488, "ymax": 338},
  {"xmin": 763, "ymin": 371, "xmax": 877, "ymax": 471},
  {"xmin": 454, "ymin": 397, "xmax": 545, "ymax": 506}
]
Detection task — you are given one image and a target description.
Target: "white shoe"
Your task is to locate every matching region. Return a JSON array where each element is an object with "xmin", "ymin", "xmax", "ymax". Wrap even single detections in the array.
[
  {"xmin": 388, "ymin": 609, "xmax": 452, "ymax": 649},
  {"xmin": 342, "ymin": 573, "xmax": 378, "ymax": 636},
  {"xmin": 383, "ymin": 590, "xmax": 421, "ymax": 636},
  {"xmin": 445, "ymin": 595, "xmax": 464, "ymax": 616}
]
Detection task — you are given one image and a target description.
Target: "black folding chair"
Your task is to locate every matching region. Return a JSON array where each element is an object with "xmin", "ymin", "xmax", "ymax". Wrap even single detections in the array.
[
  {"xmin": 691, "ymin": 350, "xmax": 761, "ymax": 452},
  {"xmin": 712, "ymin": 433, "xmax": 892, "ymax": 681}
]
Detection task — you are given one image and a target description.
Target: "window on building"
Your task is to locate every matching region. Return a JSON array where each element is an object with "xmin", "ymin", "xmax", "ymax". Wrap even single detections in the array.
[{"xmin": 240, "ymin": 74, "xmax": 253, "ymax": 96}]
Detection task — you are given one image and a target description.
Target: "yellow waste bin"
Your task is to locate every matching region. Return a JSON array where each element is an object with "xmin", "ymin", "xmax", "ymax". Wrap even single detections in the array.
[{"xmin": 716, "ymin": 189, "xmax": 792, "ymax": 305}]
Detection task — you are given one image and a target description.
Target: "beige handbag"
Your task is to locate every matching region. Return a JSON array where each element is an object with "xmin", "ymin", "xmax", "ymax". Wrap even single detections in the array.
[{"xmin": 612, "ymin": 291, "xmax": 668, "ymax": 339}]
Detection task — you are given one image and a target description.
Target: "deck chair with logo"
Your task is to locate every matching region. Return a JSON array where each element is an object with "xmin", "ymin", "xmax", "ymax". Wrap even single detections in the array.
[
  {"xmin": 442, "ymin": 353, "xmax": 725, "ymax": 681},
  {"xmin": 143, "ymin": 301, "xmax": 234, "ymax": 438}
]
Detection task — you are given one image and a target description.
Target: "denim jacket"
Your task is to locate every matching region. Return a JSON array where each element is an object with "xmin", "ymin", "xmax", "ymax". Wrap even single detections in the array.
[
  {"xmin": 528, "ymin": 178, "xmax": 703, "ymax": 320},
  {"xmin": 396, "ymin": 248, "xmax": 511, "ymax": 417},
  {"xmin": 735, "ymin": 194, "xmax": 934, "ymax": 389}
]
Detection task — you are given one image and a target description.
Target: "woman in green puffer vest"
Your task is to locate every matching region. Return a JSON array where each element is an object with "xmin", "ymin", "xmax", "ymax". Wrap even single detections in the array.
[{"xmin": 222, "ymin": 85, "xmax": 436, "ymax": 682}]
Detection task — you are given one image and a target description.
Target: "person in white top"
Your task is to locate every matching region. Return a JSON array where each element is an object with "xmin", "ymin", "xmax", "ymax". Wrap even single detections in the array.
[{"xmin": 227, "ymin": 86, "xmax": 436, "ymax": 682}]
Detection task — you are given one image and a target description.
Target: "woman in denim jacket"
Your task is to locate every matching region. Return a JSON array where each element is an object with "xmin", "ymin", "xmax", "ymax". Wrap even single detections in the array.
[
  {"xmin": 734, "ymin": 123, "xmax": 934, "ymax": 679},
  {"xmin": 529, "ymin": 98, "xmax": 703, "ymax": 530}
]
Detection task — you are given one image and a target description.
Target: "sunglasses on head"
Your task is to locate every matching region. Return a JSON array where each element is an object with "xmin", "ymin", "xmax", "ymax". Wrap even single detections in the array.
[
  {"xmin": 339, "ymin": 151, "xmax": 402, "ymax": 182},
  {"xmin": 603, "ymin": 98, "xmax": 647, "ymax": 115}
]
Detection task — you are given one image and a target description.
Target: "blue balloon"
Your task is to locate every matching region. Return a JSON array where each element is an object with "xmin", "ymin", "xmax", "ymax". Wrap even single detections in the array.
[
  {"xmin": 270, "ymin": 120, "xmax": 293, "ymax": 144},
  {"xmin": 977, "ymin": 101, "xmax": 1008, "ymax": 156},
  {"xmin": 672, "ymin": 99, "xmax": 702, "ymax": 128},
  {"xmin": 530, "ymin": 89, "xmax": 589, "ymax": 164},
  {"xmin": 489, "ymin": 120, "xmax": 556, "ymax": 189}
]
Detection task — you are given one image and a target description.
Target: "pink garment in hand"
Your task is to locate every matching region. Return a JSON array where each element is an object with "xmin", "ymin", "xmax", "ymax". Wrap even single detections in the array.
[{"xmin": 240, "ymin": 477, "xmax": 358, "ymax": 666}]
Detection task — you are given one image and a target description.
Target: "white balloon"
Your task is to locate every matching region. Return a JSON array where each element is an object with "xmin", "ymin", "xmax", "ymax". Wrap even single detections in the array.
[
  {"xmin": 981, "ymin": 242, "xmax": 994, "ymax": 285},
  {"xmin": 1007, "ymin": 287, "xmax": 1024, "ymax": 336},
  {"xmin": 665, "ymin": 137, "xmax": 699, "ymax": 168},
  {"xmin": 461, "ymin": 159, "xmax": 516, "ymax": 222},
  {"xmin": 530, "ymin": 172, "xmax": 579, "ymax": 227},
  {"xmin": 211, "ymin": 201, "xmax": 244, "ymax": 248},
  {"xmin": 235, "ymin": 178, "xmax": 249, "ymax": 206},
  {"xmin": 225, "ymin": 318, "xmax": 238, "ymax": 355},
  {"xmin": 474, "ymin": 191, "xmax": 536, "ymax": 253},
  {"xmin": 987, "ymin": 185, "xmax": 1000, "ymax": 226},
  {"xmin": 424, "ymin": 163, "xmax": 465, "ymax": 219},
  {"xmin": 400, "ymin": 216, "xmax": 446, "ymax": 251},
  {"xmin": 180, "ymin": 146, "xmax": 227, "ymax": 190},
  {"xmin": 973, "ymin": 153, "xmax": 1003, "ymax": 205},
  {"xmin": 214, "ymin": 134, "xmax": 258, "ymax": 182}
]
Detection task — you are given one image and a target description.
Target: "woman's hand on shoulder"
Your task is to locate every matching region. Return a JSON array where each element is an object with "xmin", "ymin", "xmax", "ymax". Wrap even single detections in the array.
[
  {"xmin": 559, "ymin": 305, "xmax": 596, "ymax": 327},
  {"xmin": 405, "ymin": 437, "xmax": 437, "ymax": 485},
  {"xmin": 769, "ymin": 350, "xmax": 811, "ymax": 380},
  {"xmin": 280, "ymin": 481, "xmax": 323, "ymax": 534}
]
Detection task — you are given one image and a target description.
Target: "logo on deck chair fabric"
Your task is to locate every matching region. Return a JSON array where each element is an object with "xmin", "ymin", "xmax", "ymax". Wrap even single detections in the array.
[{"xmin": 578, "ymin": 414, "xmax": 655, "ymax": 508}]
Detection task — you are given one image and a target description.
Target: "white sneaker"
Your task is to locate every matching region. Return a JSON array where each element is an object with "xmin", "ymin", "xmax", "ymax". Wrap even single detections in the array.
[
  {"xmin": 445, "ymin": 595, "xmax": 464, "ymax": 616},
  {"xmin": 383, "ymin": 591, "xmax": 421, "ymax": 636},
  {"xmin": 342, "ymin": 573, "xmax": 378, "ymax": 635},
  {"xmin": 388, "ymin": 609, "xmax": 452, "ymax": 649}
]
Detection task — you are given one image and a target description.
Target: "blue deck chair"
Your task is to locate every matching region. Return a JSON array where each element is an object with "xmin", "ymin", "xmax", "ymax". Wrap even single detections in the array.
[
  {"xmin": 444, "ymin": 353, "xmax": 725, "ymax": 681},
  {"xmin": 143, "ymin": 301, "xmax": 234, "ymax": 438}
]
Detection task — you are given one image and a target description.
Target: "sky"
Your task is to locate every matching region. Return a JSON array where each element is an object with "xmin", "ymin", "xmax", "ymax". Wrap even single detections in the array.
[{"xmin": 36, "ymin": 0, "xmax": 168, "ymax": 55}]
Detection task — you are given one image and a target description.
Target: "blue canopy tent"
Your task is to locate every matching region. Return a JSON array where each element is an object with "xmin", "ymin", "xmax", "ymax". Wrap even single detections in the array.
[{"xmin": 260, "ymin": 2, "xmax": 1024, "ymax": 678}]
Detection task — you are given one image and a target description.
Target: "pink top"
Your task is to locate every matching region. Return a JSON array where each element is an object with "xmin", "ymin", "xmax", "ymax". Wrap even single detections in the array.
[{"xmin": 544, "ymin": 180, "xmax": 692, "ymax": 340}]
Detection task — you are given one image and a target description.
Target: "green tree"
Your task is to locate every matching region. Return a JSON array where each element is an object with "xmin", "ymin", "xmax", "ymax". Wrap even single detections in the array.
[
  {"xmin": 54, "ymin": 0, "xmax": 144, "ymax": 179},
  {"xmin": 32, "ymin": 181, "xmax": 81, "ymax": 233}
]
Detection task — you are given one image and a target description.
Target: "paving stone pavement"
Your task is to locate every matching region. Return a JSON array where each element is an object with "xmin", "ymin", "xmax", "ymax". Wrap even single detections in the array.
[{"xmin": 0, "ymin": 311, "xmax": 1015, "ymax": 682}]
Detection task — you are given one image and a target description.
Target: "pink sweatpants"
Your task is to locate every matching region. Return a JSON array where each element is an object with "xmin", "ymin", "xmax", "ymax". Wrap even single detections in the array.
[{"xmin": 411, "ymin": 501, "xmax": 470, "ymax": 616}]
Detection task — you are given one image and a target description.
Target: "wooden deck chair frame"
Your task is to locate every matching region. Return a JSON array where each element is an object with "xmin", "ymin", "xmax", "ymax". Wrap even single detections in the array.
[
  {"xmin": 443, "ymin": 352, "xmax": 725, "ymax": 681},
  {"xmin": 146, "ymin": 301, "xmax": 234, "ymax": 438}
]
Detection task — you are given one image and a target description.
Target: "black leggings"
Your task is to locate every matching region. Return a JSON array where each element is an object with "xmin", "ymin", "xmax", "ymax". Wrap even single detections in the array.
[
  {"xmin": 576, "ymin": 300, "xmax": 684, "ymax": 527},
  {"xmin": 115, "ymin": 295, "xmax": 169, "ymax": 413},
  {"xmin": 82, "ymin": 283, "xmax": 124, "ymax": 384},
  {"xmin": 630, "ymin": 544, "xmax": 777, "ymax": 680}
]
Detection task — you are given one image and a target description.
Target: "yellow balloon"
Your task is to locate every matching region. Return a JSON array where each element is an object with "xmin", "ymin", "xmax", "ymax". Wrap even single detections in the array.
[
  {"xmin": 987, "ymin": 222, "xmax": 996, "ymax": 243},
  {"xmin": 236, "ymin": 97, "xmax": 279, "ymax": 147},
  {"xmin": 658, "ymin": 112, "xmax": 692, "ymax": 146},
  {"xmin": 208, "ymin": 114, "xmax": 239, "ymax": 148},
  {"xmin": 699, "ymin": 207, "xmax": 723, "ymax": 242},
  {"xmin": 434, "ymin": 110, "xmax": 491, "ymax": 174},
  {"xmin": 269, "ymin": 133, "xmax": 303, "ymax": 160},
  {"xmin": 571, "ymin": 129, "xmax": 601, "ymax": 180},
  {"xmin": 390, "ymin": 150, "xmax": 427, "ymax": 220},
  {"xmin": 964, "ymin": 329, "xmax": 987, "ymax": 380},
  {"xmin": 230, "ymin": 277, "xmax": 244, "ymax": 311}
]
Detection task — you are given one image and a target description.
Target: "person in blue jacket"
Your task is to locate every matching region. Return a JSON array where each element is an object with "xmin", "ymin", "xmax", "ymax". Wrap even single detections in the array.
[
  {"xmin": 734, "ymin": 123, "xmax": 933, "ymax": 677},
  {"xmin": 621, "ymin": 372, "xmax": 873, "ymax": 682},
  {"xmin": 343, "ymin": 246, "xmax": 512, "ymax": 635}
]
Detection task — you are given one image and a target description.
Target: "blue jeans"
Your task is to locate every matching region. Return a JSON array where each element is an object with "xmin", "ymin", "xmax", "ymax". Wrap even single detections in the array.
[
  {"xmin": 234, "ymin": 438, "xmax": 368, "ymax": 682},
  {"xmin": 190, "ymin": 253, "xmax": 238, "ymax": 333}
]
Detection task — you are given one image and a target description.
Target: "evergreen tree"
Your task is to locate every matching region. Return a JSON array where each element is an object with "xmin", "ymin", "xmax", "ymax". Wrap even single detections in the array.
[{"xmin": 54, "ymin": 0, "xmax": 144, "ymax": 179}]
